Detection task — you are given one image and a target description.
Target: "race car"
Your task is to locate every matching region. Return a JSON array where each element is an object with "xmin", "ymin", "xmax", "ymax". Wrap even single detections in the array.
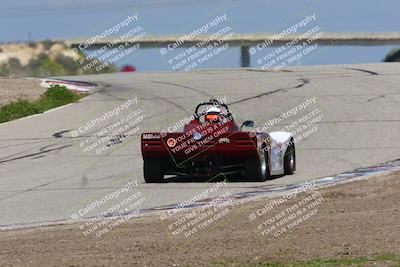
[{"xmin": 141, "ymin": 99, "xmax": 296, "ymax": 183}]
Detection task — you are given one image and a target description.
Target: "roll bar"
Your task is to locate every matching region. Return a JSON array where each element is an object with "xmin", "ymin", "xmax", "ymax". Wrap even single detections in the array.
[{"xmin": 194, "ymin": 99, "xmax": 232, "ymax": 119}]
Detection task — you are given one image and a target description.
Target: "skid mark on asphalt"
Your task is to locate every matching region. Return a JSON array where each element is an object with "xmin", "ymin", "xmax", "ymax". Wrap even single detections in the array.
[
  {"xmin": 0, "ymin": 139, "xmax": 56, "ymax": 150},
  {"xmin": 0, "ymin": 181, "xmax": 54, "ymax": 202},
  {"xmin": 151, "ymin": 81, "xmax": 211, "ymax": 97},
  {"xmin": 342, "ymin": 67, "xmax": 379, "ymax": 76},
  {"xmin": 157, "ymin": 97, "xmax": 189, "ymax": 113},
  {"xmin": 100, "ymin": 82, "xmax": 191, "ymax": 113},
  {"xmin": 0, "ymin": 169, "xmax": 135, "ymax": 202},
  {"xmin": 0, "ymin": 136, "xmax": 78, "ymax": 162},
  {"xmin": 31, "ymin": 155, "xmax": 46, "ymax": 160},
  {"xmin": 228, "ymin": 78, "xmax": 310, "ymax": 105},
  {"xmin": 367, "ymin": 95, "xmax": 385, "ymax": 102},
  {"xmin": 52, "ymin": 130, "xmax": 71, "ymax": 138},
  {"xmin": 96, "ymin": 85, "xmax": 130, "ymax": 101},
  {"xmin": 0, "ymin": 144, "xmax": 72, "ymax": 164}
]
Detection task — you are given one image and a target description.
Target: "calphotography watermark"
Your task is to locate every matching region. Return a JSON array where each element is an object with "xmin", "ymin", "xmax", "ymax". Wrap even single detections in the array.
[
  {"xmin": 284, "ymin": 106, "xmax": 324, "ymax": 146},
  {"xmin": 160, "ymin": 14, "xmax": 234, "ymax": 71},
  {"xmin": 72, "ymin": 97, "xmax": 146, "ymax": 154},
  {"xmin": 160, "ymin": 181, "xmax": 234, "ymax": 238},
  {"xmin": 250, "ymin": 14, "xmax": 324, "ymax": 70},
  {"xmin": 256, "ymin": 96, "xmax": 317, "ymax": 132},
  {"xmin": 160, "ymin": 180, "xmax": 227, "ymax": 219},
  {"xmin": 73, "ymin": 11, "xmax": 147, "ymax": 72},
  {"xmin": 70, "ymin": 180, "xmax": 145, "ymax": 238},
  {"xmin": 253, "ymin": 96, "xmax": 323, "ymax": 154},
  {"xmin": 248, "ymin": 181, "xmax": 324, "ymax": 238},
  {"xmin": 168, "ymin": 121, "xmax": 231, "ymax": 156}
]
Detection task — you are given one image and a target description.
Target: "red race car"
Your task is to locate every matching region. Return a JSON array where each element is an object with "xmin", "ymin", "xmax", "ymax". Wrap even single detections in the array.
[{"xmin": 141, "ymin": 99, "xmax": 296, "ymax": 183}]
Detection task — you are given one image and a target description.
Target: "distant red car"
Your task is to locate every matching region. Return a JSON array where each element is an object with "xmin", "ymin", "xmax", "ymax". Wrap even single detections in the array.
[
  {"xmin": 120, "ymin": 65, "xmax": 136, "ymax": 72},
  {"xmin": 141, "ymin": 99, "xmax": 296, "ymax": 183}
]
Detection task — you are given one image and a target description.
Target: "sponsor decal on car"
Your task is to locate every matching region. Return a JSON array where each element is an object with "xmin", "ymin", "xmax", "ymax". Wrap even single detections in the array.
[
  {"xmin": 193, "ymin": 132, "xmax": 202, "ymax": 141},
  {"xmin": 167, "ymin": 138, "xmax": 177, "ymax": 148},
  {"xmin": 218, "ymin": 137, "xmax": 230, "ymax": 144},
  {"xmin": 143, "ymin": 133, "xmax": 160, "ymax": 139}
]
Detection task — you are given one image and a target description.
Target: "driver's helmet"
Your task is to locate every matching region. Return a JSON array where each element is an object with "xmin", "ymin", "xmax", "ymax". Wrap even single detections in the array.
[{"xmin": 205, "ymin": 107, "xmax": 221, "ymax": 122}]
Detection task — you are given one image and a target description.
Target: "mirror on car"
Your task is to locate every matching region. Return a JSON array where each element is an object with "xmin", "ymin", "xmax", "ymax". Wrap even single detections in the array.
[{"xmin": 241, "ymin": 120, "xmax": 254, "ymax": 130}]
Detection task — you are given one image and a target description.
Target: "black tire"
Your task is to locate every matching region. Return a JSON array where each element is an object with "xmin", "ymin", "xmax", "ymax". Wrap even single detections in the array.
[
  {"xmin": 144, "ymin": 158, "xmax": 164, "ymax": 183},
  {"xmin": 244, "ymin": 150, "xmax": 270, "ymax": 182},
  {"xmin": 284, "ymin": 142, "xmax": 296, "ymax": 175}
]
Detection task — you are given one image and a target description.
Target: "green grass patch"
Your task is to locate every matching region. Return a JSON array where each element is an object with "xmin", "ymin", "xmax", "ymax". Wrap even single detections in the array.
[
  {"xmin": 0, "ymin": 85, "xmax": 85, "ymax": 123},
  {"xmin": 280, "ymin": 257, "xmax": 369, "ymax": 267},
  {"xmin": 214, "ymin": 254, "xmax": 400, "ymax": 267}
]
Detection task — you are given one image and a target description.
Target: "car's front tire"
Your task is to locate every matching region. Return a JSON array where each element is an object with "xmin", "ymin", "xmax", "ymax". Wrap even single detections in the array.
[{"xmin": 144, "ymin": 158, "xmax": 164, "ymax": 183}]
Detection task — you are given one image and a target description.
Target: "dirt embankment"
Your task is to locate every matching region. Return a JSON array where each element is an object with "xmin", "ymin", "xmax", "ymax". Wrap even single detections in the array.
[
  {"xmin": 0, "ymin": 79, "xmax": 45, "ymax": 107},
  {"xmin": 0, "ymin": 172, "xmax": 399, "ymax": 266},
  {"xmin": 0, "ymin": 42, "xmax": 80, "ymax": 66}
]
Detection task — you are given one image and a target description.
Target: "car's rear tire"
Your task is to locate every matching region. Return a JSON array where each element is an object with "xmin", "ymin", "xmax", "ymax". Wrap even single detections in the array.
[
  {"xmin": 144, "ymin": 158, "xmax": 164, "ymax": 183},
  {"xmin": 245, "ymin": 150, "xmax": 269, "ymax": 182},
  {"xmin": 284, "ymin": 142, "xmax": 296, "ymax": 175}
]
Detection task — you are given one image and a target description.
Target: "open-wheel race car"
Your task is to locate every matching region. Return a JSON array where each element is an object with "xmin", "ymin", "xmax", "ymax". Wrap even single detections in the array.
[{"xmin": 141, "ymin": 99, "xmax": 296, "ymax": 183}]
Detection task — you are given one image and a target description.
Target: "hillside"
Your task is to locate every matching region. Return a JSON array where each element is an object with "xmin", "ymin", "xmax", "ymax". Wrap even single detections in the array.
[{"xmin": 0, "ymin": 41, "xmax": 117, "ymax": 77}]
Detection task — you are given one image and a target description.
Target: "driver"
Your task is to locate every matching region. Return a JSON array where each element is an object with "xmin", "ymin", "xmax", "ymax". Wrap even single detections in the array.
[{"xmin": 205, "ymin": 107, "xmax": 222, "ymax": 123}]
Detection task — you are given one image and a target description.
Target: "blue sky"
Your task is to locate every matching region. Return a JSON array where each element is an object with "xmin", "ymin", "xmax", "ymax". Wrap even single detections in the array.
[{"xmin": 1, "ymin": 0, "xmax": 398, "ymax": 71}]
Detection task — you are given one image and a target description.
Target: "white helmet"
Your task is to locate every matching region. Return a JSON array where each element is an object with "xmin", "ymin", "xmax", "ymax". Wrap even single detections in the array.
[{"xmin": 205, "ymin": 107, "xmax": 221, "ymax": 122}]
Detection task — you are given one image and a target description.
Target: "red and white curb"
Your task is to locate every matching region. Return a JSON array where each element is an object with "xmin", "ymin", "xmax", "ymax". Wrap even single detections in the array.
[{"xmin": 40, "ymin": 79, "xmax": 97, "ymax": 92}]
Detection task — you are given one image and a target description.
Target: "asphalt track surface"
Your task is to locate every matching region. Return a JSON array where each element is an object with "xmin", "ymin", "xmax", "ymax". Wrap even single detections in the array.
[{"xmin": 0, "ymin": 63, "xmax": 399, "ymax": 227}]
